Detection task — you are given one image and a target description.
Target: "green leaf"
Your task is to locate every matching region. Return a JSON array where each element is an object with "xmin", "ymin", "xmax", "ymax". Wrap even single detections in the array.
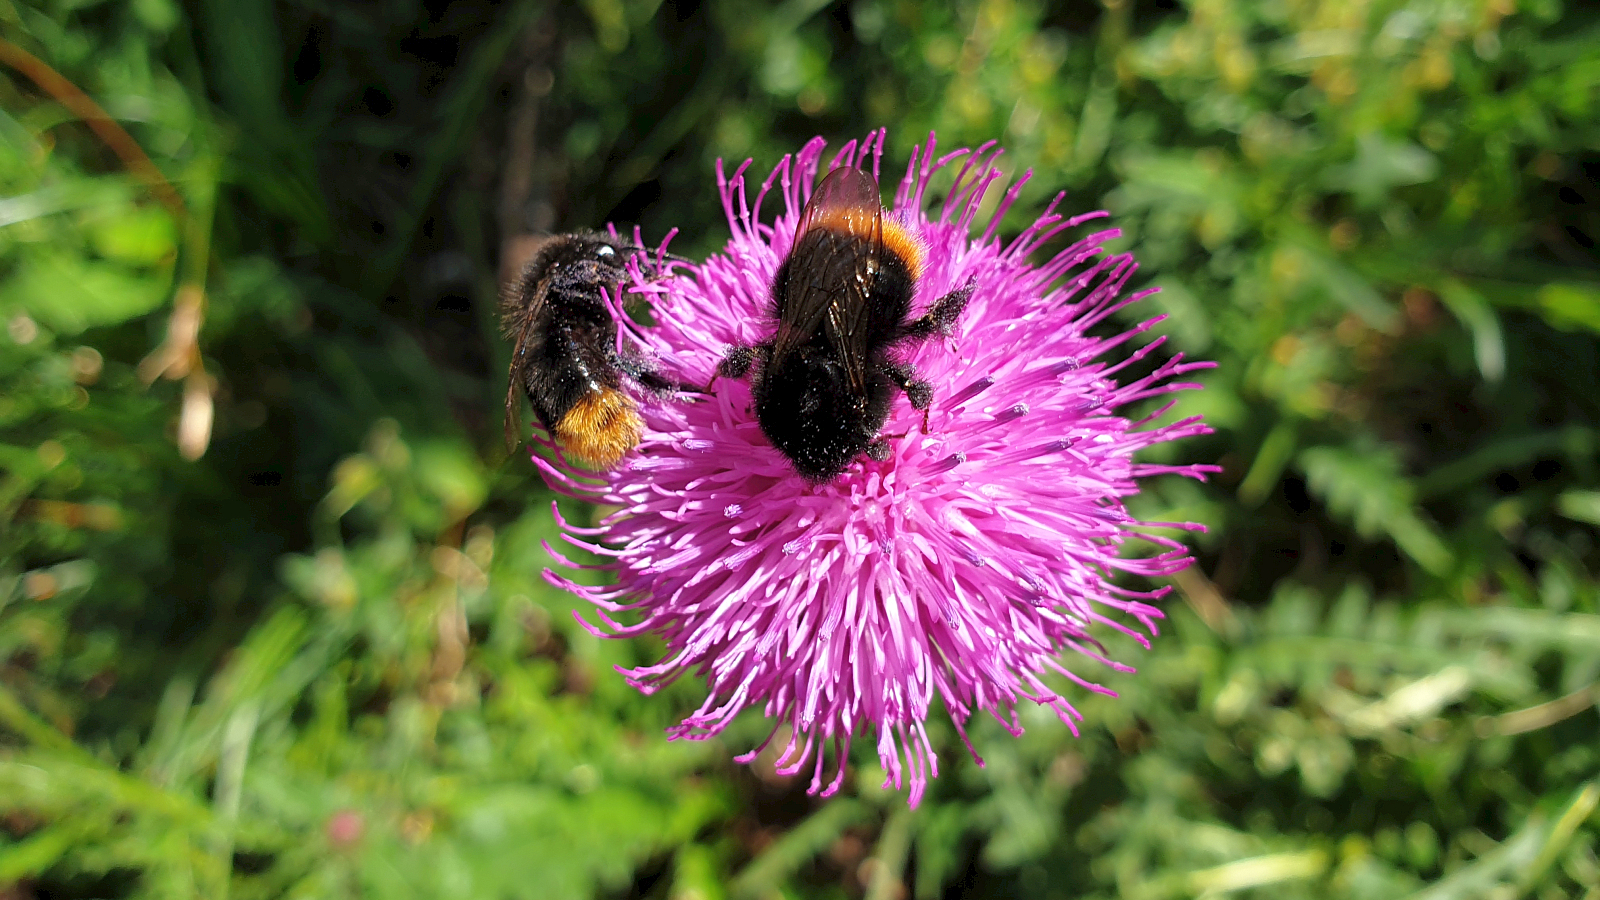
[
  {"xmin": 1436, "ymin": 280, "xmax": 1504, "ymax": 382},
  {"xmin": 1300, "ymin": 445, "xmax": 1452, "ymax": 575},
  {"xmin": 5, "ymin": 250, "xmax": 172, "ymax": 333},
  {"xmin": 732, "ymin": 800, "xmax": 872, "ymax": 899},
  {"xmin": 86, "ymin": 204, "xmax": 179, "ymax": 265},
  {"xmin": 1556, "ymin": 490, "xmax": 1600, "ymax": 526},
  {"xmin": 0, "ymin": 820, "xmax": 100, "ymax": 882},
  {"xmin": 1538, "ymin": 283, "xmax": 1600, "ymax": 334},
  {"xmin": 1324, "ymin": 133, "xmax": 1438, "ymax": 207}
]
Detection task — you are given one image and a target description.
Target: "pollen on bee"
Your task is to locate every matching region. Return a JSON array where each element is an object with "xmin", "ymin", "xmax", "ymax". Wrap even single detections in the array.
[{"xmin": 554, "ymin": 388, "xmax": 644, "ymax": 469}]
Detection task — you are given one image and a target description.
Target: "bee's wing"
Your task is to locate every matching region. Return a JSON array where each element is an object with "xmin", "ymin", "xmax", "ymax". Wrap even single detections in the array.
[
  {"xmin": 770, "ymin": 166, "xmax": 884, "ymax": 394},
  {"xmin": 826, "ymin": 209, "xmax": 884, "ymax": 395},
  {"xmin": 501, "ymin": 263, "xmax": 552, "ymax": 451}
]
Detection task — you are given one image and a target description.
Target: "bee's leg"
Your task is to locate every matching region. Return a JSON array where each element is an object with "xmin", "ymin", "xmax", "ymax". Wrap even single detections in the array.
[
  {"xmin": 704, "ymin": 343, "xmax": 768, "ymax": 392},
  {"xmin": 896, "ymin": 282, "xmax": 973, "ymax": 431},
  {"xmin": 718, "ymin": 345, "xmax": 758, "ymax": 378},
  {"xmin": 904, "ymin": 279, "xmax": 976, "ymax": 340},
  {"xmin": 637, "ymin": 370, "xmax": 685, "ymax": 392},
  {"xmin": 616, "ymin": 357, "xmax": 669, "ymax": 391},
  {"xmin": 866, "ymin": 438, "xmax": 893, "ymax": 462},
  {"xmin": 886, "ymin": 363, "xmax": 935, "ymax": 433},
  {"xmin": 615, "ymin": 356, "xmax": 707, "ymax": 397}
]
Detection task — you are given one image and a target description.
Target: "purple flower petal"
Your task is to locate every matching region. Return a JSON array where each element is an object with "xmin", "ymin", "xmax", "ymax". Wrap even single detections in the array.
[{"xmin": 538, "ymin": 130, "xmax": 1216, "ymax": 807}]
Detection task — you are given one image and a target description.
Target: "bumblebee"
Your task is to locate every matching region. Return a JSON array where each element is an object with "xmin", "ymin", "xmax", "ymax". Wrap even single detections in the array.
[
  {"xmin": 501, "ymin": 231, "xmax": 672, "ymax": 469},
  {"xmin": 718, "ymin": 166, "xmax": 973, "ymax": 483}
]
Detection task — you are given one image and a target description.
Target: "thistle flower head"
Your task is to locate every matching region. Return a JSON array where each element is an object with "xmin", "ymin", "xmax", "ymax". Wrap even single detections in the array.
[{"xmin": 536, "ymin": 131, "xmax": 1214, "ymax": 807}]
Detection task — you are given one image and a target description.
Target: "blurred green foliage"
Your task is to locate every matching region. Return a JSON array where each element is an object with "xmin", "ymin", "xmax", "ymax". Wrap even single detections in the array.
[{"xmin": 3, "ymin": 0, "xmax": 1598, "ymax": 897}]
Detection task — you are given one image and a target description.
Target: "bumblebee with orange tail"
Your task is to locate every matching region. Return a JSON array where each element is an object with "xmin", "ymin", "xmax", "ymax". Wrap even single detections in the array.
[
  {"xmin": 717, "ymin": 166, "xmax": 974, "ymax": 483},
  {"xmin": 501, "ymin": 232, "xmax": 676, "ymax": 469}
]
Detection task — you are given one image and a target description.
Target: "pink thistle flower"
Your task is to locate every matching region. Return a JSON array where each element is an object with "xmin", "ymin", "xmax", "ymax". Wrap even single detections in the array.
[{"xmin": 536, "ymin": 131, "xmax": 1215, "ymax": 807}]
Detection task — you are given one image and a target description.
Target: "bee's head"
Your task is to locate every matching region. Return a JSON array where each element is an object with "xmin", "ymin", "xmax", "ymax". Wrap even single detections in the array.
[{"xmin": 542, "ymin": 232, "xmax": 642, "ymax": 282}]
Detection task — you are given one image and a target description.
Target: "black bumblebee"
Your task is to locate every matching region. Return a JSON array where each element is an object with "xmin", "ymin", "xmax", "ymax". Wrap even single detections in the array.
[
  {"xmin": 718, "ymin": 165, "xmax": 973, "ymax": 483},
  {"xmin": 501, "ymin": 231, "xmax": 674, "ymax": 469}
]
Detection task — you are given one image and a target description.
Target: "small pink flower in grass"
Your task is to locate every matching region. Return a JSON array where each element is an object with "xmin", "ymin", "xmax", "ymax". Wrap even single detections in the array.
[{"xmin": 535, "ymin": 131, "xmax": 1217, "ymax": 807}]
